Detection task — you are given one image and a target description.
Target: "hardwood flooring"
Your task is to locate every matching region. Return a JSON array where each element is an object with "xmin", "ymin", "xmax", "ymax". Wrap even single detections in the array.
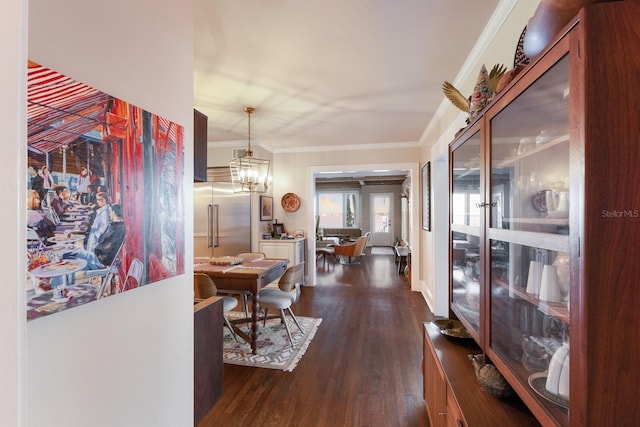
[{"xmin": 198, "ymin": 247, "xmax": 435, "ymax": 427}]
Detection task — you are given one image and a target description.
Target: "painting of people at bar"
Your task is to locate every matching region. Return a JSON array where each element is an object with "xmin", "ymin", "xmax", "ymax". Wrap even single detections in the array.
[{"xmin": 26, "ymin": 60, "xmax": 185, "ymax": 321}]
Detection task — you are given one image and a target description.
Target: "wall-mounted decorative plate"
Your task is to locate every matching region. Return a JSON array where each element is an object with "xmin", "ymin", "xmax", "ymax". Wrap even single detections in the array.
[{"xmin": 281, "ymin": 193, "xmax": 300, "ymax": 212}]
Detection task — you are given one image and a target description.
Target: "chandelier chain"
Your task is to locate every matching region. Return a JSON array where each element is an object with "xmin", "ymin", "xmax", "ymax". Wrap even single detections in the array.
[{"xmin": 244, "ymin": 106, "xmax": 254, "ymax": 156}]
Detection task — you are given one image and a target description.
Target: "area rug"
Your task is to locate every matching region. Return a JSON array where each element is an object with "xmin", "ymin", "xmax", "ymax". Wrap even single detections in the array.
[
  {"xmin": 371, "ymin": 246, "xmax": 395, "ymax": 255},
  {"xmin": 223, "ymin": 312, "xmax": 322, "ymax": 372}
]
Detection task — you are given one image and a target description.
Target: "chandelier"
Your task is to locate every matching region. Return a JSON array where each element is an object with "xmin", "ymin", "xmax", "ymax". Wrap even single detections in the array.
[{"xmin": 229, "ymin": 107, "xmax": 271, "ymax": 193}]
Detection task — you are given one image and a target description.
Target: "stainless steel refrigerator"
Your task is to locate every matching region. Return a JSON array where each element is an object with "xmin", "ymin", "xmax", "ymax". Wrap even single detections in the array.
[{"xmin": 194, "ymin": 167, "xmax": 251, "ymax": 257}]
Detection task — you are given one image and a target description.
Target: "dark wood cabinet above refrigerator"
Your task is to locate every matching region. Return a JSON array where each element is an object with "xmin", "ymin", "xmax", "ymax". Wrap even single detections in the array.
[{"xmin": 194, "ymin": 109, "xmax": 208, "ymax": 182}]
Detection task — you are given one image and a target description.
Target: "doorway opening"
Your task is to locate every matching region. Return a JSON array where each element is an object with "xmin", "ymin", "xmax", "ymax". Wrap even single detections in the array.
[{"xmin": 307, "ymin": 162, "xmax": 420, "ymax": 288}]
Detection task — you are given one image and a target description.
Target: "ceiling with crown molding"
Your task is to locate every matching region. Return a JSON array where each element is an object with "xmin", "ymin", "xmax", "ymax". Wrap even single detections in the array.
[{"xmin": 194, "ymin": 0, "xmax": 502, "ymax": 153}]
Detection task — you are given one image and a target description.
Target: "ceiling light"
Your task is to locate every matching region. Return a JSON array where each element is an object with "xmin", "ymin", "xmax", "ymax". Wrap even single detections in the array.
[{"xmin": 229, "ymin": 107, "xmax": 270, "ymax": 193}]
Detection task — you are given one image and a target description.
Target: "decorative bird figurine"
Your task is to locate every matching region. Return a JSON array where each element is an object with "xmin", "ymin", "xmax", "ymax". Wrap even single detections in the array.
[
  {"xmin": 468, "ymin": 354, "xmax": 514, "ymax": 399},
  {"xmin": 442, "ymin": 64, "xmax": 507, "ymax": 120},
  {"xmin": 441, "ymin": 81, "xmax": 471, "ymax": 113}
]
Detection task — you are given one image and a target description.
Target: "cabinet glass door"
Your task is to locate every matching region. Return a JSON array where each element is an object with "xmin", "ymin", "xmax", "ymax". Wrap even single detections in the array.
[
  {"xmin": 451, "ymin": 130, "xmax": 481, "ymax": 337},
  {"xmin": 488, "ymin": 54, "xmax": 570, "ymax": 424}
]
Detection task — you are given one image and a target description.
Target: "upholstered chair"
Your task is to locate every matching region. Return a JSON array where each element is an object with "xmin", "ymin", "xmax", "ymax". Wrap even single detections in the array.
[
  {"xmin": 194, "ymin": 273, "xmax": 239, "ymax": 341},
  {"xmin": 333, "ymin": 232, "xmax": 370, "ymax": 264},
  {"xmin": 258, "ymin": 263, "xmax": 305, "ymax": 348}
]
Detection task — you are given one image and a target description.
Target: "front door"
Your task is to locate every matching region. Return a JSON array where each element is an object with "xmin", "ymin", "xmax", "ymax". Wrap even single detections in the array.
[{"xmin": 370, "ymin": 193, "xmax": 393, "ymax": 246}]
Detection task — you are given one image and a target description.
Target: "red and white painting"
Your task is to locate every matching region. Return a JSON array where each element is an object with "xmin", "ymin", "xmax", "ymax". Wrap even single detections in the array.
[{"xmin": 26, "ymin": 60, "xmax": 185, "ymax": 321}]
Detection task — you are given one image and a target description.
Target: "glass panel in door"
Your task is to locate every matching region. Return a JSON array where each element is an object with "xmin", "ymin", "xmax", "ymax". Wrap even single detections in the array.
[
  {"xmin": 370, "ymin": 193, "xmax": 393, "ymax": 246},
  {"xmin": 451, "ymin": 130, "xmax": 481, "ymax": 336},
  {"xmin": 488, "ymin": 54, "xmax": 570, "ymax": 424}
]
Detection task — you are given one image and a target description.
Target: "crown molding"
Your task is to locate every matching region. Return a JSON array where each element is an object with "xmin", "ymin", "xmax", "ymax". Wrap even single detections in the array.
[{"xmin": 208, "ymin": 139, "xmax": 420, "ymax": 154}]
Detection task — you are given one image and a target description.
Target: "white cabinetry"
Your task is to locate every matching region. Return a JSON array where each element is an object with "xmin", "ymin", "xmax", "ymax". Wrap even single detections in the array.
[{"xmin": 259, "ymin": 238, "xmax": 306, "ymax": 281}]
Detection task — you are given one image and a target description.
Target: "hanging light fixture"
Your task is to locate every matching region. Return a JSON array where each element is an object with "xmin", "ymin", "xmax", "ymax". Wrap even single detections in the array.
[{"xmin": 229, "ymin": 107, "xmax": 271, "ymax": 193}]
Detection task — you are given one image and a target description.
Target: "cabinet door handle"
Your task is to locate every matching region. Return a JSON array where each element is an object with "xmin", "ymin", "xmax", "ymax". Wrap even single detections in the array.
[{"xmin": 475, "ymin": 202, "xmax": 497, "ymax": 208}]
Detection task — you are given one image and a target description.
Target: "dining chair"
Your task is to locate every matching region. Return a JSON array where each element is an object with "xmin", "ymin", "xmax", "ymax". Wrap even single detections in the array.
[
  {"xmin": 27, "ymin": 227, "xmax": 44, "ymax": 251},
  {"xmin": 217, "ymin": 252, "xmax": 266, "ymax": 317},
  {"xmin": 193, "ymin": 273, "xmax": 239, "ymax": 342},
  {"xmin": 41, "ymin": 199, "xmax": 60, "ymax": 225},
  {"xmin": 121, "ymin": 258, "xmax": 144, "ymax": 292},
  {"xmin": 316, "ymin": 246, "xmax": 336, "ymax": 269},
  {"xmin": 85, "ymin": 240, "xmax": 125, "ymax": 299},
  {"xmin": 258, "ymin": 262, "xmax": 305, "ymax": 348},
  {"xmin": 27, "ymin": 228, "xmax": 44, "ymax": 292}
]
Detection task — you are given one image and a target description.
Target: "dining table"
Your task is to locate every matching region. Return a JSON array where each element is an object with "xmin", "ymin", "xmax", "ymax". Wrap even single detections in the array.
[
  {"xmin": 47, "ymin": 234, "xmax": 86, "ymax": 248},
  {"xmin": 394, "ymin": 245, "xmax": 411, "ymax": 274},
  {"xmin": 29, "ymin": 258, "xmax": 88, "ymax": 286},
  {"xmin": 193, "ymin": 258, "xmax": 287, "ymax": 354}
]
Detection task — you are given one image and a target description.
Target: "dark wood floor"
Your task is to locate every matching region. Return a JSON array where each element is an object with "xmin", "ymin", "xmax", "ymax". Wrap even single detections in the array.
[{"xmin": 198, "ymin": 247, "xmax": 435, "ymax": 427}]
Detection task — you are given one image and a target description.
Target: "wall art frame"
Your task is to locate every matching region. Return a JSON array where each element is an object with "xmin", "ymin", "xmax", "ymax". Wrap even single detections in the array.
[
  {"xmin": 26, "ymin": 60, "xmax": 185, "ymax": 321},
  {"xmin": 260, "ymin": 195, "xmax": 273, "ymax": 221}
]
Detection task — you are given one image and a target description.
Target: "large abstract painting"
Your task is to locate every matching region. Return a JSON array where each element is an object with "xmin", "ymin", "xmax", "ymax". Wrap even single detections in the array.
[{"xmin": 26, "ymin": 61, "xmax": 185, "ymax": 321}]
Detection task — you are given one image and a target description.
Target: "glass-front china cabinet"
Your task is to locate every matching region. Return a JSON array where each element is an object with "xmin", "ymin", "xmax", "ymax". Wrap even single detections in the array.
[{"xmin": 446, "ymin": 3, "xmax": 640, "ymax": 426}]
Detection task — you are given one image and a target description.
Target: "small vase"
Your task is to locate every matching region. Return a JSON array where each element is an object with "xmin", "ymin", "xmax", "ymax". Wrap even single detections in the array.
[
  {"xmin": 526, "ymin": 261, "xmax": 543, "ymax": 296},
  {"xmin": 539, "ymin": 265, "xmax": 561, "ymax": 303}
]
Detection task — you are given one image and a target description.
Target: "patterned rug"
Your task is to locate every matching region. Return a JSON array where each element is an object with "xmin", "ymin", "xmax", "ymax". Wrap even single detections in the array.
[{"xmin": 223, "ymin": 312, "xmax": 322, "ymax": 372}]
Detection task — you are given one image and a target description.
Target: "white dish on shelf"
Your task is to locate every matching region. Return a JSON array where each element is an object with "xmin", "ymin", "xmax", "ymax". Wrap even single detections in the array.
[{"xmin": 528, "ymin": 371, "xmax": 569, "ymax": 409}]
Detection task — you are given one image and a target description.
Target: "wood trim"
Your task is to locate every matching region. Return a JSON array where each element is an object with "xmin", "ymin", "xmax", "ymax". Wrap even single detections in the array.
[
  {"xmin": 424, "ymin": 324, "xmax": 539, "ymax": 426},
  {"xmin": 194, "ymin": 296, "xmax": 223, "ymax": 424}
]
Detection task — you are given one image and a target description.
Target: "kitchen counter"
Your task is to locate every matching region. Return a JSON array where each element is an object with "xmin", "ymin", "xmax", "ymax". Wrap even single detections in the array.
[
  {"xmin": 259, "ymin": 238, "xmax": 306, "ymax": 283},
  {"xmin": 259, "ymin": 237, "xmax": 306, "ymax": 243}
]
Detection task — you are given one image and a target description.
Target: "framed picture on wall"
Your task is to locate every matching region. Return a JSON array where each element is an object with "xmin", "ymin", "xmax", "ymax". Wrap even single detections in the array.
[
  {"xmin": 422, "ymin": 162, "xmax": 431, "ymax": 231},
  {"xmin": 25, "ymin": 60, "xmax": 185, "ymax": 322},
  {"xmin": 260, "ymin": 195, "xmax": 273, "ymax": 221}
]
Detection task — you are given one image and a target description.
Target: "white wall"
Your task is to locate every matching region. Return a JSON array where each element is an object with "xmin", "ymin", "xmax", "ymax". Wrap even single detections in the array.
[
  {"xmin": 24, "ymin": 0, "xmax": 194, "ymax": 426},
  {"xmin": 1, "ymin": 0, "xmax": 27, "ymax": 425}
]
